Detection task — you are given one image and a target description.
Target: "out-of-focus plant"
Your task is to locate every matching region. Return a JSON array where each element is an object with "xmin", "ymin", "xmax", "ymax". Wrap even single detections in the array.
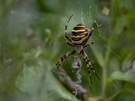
[{"xmin": 0, "ymin": 0, "xmax": 135, "ymax": 101}]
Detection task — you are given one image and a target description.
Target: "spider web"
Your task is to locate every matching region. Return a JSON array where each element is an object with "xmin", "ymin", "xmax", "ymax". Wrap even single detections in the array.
[
  {"xmin": 54, "ymin": 0, "xmax": 129, "ymax": 98},
  {"xmin": 4, "ymin": 0, "xmax": 129, "ymax": 101},
  {"xmin": 42, "ymin": 0, "xmax": 129, "ymax": 100}
]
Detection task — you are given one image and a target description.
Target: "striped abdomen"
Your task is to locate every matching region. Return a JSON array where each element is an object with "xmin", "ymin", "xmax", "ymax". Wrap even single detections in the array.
[{"xmin": 71, "ymin": 24, "xmax": 88, "ymax": 45}]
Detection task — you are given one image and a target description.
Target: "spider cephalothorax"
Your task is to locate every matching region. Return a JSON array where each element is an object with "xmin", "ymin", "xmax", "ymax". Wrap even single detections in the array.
[{"xmin": 56, "ymin": 15, "xmax": 100, "ymax": 83}]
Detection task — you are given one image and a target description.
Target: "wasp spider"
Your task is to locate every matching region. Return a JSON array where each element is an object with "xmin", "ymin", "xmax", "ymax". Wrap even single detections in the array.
[{"xmin": 56, "ymin": 15, "xmax": 100, "ymax": 83}]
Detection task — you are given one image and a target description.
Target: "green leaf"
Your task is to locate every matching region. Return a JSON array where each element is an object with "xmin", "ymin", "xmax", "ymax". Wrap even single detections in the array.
[
  {"xmin": 110, "ymin": 69, "xmax": 135, "ymax": 83},
  {"xmin": 16, "ymin": 60, "xmax": 79, "ymax": 101}
]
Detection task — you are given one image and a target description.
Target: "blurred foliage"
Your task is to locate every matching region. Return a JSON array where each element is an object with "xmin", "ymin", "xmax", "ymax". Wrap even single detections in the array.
[{"xmin": 0, "ymin": 0, "xmax": 135, "ymax": 101}]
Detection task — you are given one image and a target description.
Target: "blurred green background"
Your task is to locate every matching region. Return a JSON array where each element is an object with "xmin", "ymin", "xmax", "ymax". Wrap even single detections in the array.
[{"xmin": 0, "ymin": 0, "xmax": 135, "ymax": 101}]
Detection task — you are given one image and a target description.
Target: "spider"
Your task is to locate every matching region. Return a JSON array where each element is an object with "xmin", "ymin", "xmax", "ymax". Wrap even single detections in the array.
[{"xmin": 56, "ymin": 15, "xmax": 100, "ymax": 83}]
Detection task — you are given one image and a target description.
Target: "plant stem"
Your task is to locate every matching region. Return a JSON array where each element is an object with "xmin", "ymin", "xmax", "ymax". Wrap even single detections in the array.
[
  {"xmin": 101, "ymin": 37, "xmax": 113, "ymax": 101},
  {"xmin": 101, "ymin": 66, "xmax": 107, "ymax": 101}
]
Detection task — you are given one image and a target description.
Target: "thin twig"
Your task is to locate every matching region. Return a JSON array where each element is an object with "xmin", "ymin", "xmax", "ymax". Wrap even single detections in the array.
[{"xmin": 53, "ymin": 68, "xmax": 88, "ymax": 101}]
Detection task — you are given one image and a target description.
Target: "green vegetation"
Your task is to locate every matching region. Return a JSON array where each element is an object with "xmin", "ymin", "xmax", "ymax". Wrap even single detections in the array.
[{"xmin": 0, "ymin": 0, "xmax": 135, "ymax": 101}]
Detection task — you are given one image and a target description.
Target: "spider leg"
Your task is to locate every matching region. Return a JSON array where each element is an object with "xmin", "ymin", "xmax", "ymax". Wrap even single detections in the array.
[
  {"xmin": 82, "ymin": 25, "xmax": 95, "ymax": 46},
  {"xmin": 64, "ymin": 15, "xmax": 73, "ymax": 43},
  {"xmin": 83, "ymin": 41, "xmax": 95, "ymax": 48},
  {"xmin": 93, "ymin": 20, "xmax": 102, "ymax": 28},
  {"xmin": 84, "ymin": 20, "xmax": 101, "ymax": 42},
  {"xmin": 66, "ymin": 42, "xmax": 74, "ymax": 47},
  {"xmin": 82, "ymin": 20, "xmax": 100, "ymax": 46},
  {"xmin": 87, "ymin": 21, "xmax": 97, "ymax": 37},
  {"xmin": 56, "ymin": 50, "xmax": 76, "ymax": 71},
  {"xmin": 81, "ymin": 50, "xmax": 100, "ymax": 83}
]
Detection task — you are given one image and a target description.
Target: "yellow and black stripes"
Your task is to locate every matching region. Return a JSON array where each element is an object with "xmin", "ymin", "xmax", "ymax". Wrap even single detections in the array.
[
  {"xmin": 70, "ymin": 24, "xmax": 89, "ymax": 45},
  {"xmin": 71, "ymin": 24, "xmax": 88, "ymax": 36},
  {"xmin": 81, "ymin": 50, "xmax": 100, "ymax": 83},
  {"xmin": 56, "ymin": 50, "xmax": 76, "ymax": 70},
  {"xmin": 71, "ymin": 35, "xmax": 87, "ymax": 41},
  {"xmin": 56, "ymin": 15, "xmax": 101, "ymax": 83}
]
